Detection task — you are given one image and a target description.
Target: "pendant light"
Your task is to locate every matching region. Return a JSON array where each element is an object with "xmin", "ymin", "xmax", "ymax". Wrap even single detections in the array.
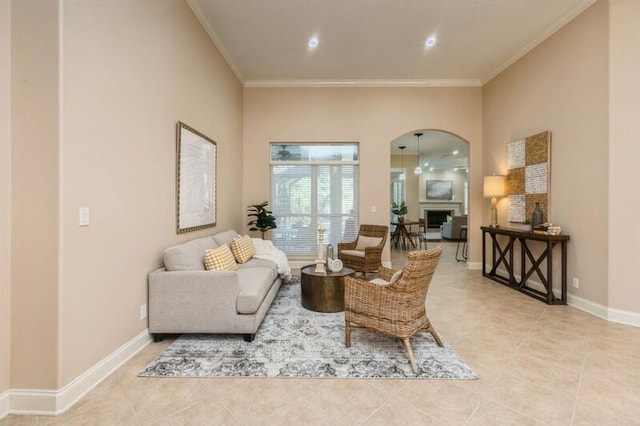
[
  {"xmin": 398, "ymin": 146, "xmax": 406, "ymax": 180},
  {"xmin": 414, "ymin": 132, "xmax": 423, "ymax": 175}
]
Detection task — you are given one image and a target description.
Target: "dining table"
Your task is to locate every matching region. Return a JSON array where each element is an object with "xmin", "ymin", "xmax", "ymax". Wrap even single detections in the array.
[{"xmin": 390, "ymin": 220, "xmax": 420, "ymax": 250}]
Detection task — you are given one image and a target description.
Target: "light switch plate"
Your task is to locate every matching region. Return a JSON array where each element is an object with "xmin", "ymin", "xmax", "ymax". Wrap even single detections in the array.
[{"xmin": 79, "ymin": 207, "xmax": 90, "ymax": 226}]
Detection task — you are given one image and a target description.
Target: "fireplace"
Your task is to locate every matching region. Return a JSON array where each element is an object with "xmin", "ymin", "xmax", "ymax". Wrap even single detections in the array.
[{"xmin": 425, "ymin": 210, "xmax": 454, "ymax": 228}]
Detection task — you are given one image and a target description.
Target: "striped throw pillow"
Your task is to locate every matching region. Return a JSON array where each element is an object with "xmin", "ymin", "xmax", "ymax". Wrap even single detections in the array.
[
  {"xmin": 230, "ymin": 234, "xmax": 256, "ymax": 264},
  {"xmin": 203, "ymin": 244, "xmax": 238, "ymax": 271}
]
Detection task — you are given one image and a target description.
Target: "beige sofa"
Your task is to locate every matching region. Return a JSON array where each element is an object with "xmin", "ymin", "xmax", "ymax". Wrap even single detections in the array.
[{"xmin": 148, "ymin": 230, "xmax": 284, "ymax": 342}]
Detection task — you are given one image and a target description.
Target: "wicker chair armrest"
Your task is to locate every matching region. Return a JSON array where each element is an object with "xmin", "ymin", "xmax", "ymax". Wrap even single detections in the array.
[
  {"xmin": 378, "ymin": 267, "xmax": 397, "ymax": 281},
  {"xmin": 345, "ymin": 276, "xmax": 394, "ymax": 318},
  {"xmin": 345, "ymin": 275, "xmax": 392, "ymax": 295},
  {"xmin": 338, "ymin": 241, "xmax": 357, "ymax": 251},
  {"xmin": 362, "ymin": 245, "xmax": 383, "ymax": 256}
]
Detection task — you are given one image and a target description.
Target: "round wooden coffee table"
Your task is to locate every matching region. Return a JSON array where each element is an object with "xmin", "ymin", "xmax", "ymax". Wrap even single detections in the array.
[{"xmin": 300, "ymin": 264, "xmax": 355, "ymax": 313}]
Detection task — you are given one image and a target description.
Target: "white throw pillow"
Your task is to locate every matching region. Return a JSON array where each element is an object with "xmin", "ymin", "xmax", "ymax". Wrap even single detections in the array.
[
  {"xmin": 369, "ymin": 278, "xmax": 389, "ymax": 286},
  {"xmin": 389, "ymin": 269, "xmax": 403, "ymax": 283},
  {"xmin": 355, "ymin": 236, "xmax": 383, "ymax": 251}
]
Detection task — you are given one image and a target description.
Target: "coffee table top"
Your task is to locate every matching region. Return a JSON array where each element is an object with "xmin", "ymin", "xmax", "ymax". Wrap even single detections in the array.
[{"xmin": 301, "ymin": 264, "xmax": 355, "ymax": 278}]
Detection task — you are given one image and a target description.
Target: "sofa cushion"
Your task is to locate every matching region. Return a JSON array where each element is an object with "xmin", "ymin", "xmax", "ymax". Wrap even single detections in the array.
[
  {"xmin": 340, "ymin": 249, "xmax": 365, "ymax": 258},
  {"xmin": 355, "ymin": 236, "xmax": 383, "ymax": 250},
  {"xmin": 203, "ymin": 245, "xmax": 238, "ymax": 271},
  {"xmin": 163, "ymin": 237, "xmax": 218, "ymax": 271},
  {"xmin": 238, "ymin": 258, "xmax": 278, "ymax": 279},
  {"xmin": 236, "ymin": 268, "xmax": 277, "ymax": 314},
  {"xmin": 230, "ymin": 235, "xmax": 256, "ymax": 264},
  {"xmin": 213, "ymin": 230, "xmax": 239, "ymax": 247}
]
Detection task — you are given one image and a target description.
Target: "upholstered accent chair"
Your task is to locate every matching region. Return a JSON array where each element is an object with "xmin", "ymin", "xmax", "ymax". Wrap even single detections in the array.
[
  {"xmin": 344, "ymin": 247, "xmax": 443, "ymax": 374},
  {"xmin": 337, "ymin": 224, "xmax": 388, "ymax": 278}
]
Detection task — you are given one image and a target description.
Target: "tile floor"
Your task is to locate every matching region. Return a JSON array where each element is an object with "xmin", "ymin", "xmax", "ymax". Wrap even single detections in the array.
[{"xmin": 2, "ymin": 242, "xmax": 639, "ymax": 425}]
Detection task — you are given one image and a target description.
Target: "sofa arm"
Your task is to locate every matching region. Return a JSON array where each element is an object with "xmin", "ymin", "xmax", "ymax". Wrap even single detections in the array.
[{"xmin": 148, "ymin": 269, "xmax": 240, "ymax": 333}]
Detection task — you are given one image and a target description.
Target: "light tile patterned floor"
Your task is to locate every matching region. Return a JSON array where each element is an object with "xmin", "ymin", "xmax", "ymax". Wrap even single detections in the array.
[{"xmin": 2, "ymin": 242, "xmax": 640, "ymax": 425}]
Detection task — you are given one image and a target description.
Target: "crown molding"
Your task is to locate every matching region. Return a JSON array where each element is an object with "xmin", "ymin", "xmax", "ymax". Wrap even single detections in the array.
[
  {"xmin": 482, "ymin": 0, "xmax": 598, "ymax": 84},
  {"xmin": 185, "ymin": 0, "xmax": 245, "ymax": 85},
  {"xmin": 244, "ymin": 79, "xmax": 482, "ymax": 88}
]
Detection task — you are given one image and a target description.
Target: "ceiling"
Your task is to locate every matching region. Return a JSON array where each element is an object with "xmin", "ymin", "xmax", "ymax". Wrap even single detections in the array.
[
  {"xmin": 186, "ymin": 0, "xmax": 595, "ymax": 171},
  {"xmin": 188, "ymin": 0, "xmax": 596, "ymax": 86}
]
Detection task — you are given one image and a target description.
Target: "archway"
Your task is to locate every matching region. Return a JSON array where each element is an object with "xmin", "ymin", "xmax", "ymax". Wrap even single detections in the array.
[{"xmin": 390, "ymin": 129, "xmax": 470, "ymax": 248}]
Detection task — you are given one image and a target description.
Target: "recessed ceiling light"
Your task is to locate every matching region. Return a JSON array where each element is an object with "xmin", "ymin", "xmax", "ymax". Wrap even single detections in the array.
[
  {"xmin": 452, "ymin": 149, "xmax": 459, "ymax": 155},
  {"xmin": 308, "ymin": 38, "xmax": 319, "ymax": 48},
  {"xmin": 425, "ymin": 37, "xmax": 436, "ymax": 47},
  {"xmin": 423, "ymin": 162, "xmax": 429, "ymax": 167},
  {"xmin": 429, "ymin": 167, "xmax": 434, "ymax": 171}
]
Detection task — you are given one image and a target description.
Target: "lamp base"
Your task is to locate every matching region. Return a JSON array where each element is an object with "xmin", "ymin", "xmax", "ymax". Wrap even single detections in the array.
[{"xmin": 314, "ymin": 259, "xmax": 326, "ymax": 274}]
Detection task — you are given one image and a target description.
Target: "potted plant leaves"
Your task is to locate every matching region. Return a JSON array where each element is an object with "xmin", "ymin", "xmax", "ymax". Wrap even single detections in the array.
[
  {"xmin": 247, "ymin": 201, "xmax": 277, "ymax": 239},
  {"xmin": 392, "ymin": 201, "xmax": 408, "ymax": 223}
]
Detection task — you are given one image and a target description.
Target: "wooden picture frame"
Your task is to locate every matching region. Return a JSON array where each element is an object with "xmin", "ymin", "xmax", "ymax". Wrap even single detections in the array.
[{"xmin": 176, "ymin": 122, "xmax": 217, "ymax": 233}]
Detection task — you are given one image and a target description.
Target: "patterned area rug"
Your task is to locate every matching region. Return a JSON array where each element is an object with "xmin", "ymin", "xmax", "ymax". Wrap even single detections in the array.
[{"xmin": 139, "ymin": 279, "xmax": 476, "ymax": 379}]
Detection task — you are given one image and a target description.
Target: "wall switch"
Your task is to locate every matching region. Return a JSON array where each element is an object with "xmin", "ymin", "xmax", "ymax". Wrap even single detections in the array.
[
  {"xmin": 79, "ymin": 207, "xmax": 90, "ymax": 226},
  {"xmin": 140, "ymin": 304, "xmax": 147, "ymax": 320},
  {"xmin": 371, "ymin": 205, "xmax": 377, "ymax": 213},
  {"xmin": 572, "ymin": 277, "xmax": 579, "ymax": 289}
]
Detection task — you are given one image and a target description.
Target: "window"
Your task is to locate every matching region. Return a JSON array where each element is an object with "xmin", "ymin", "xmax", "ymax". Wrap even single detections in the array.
[{"xmin": 270, "ymin": 143, "xmax": 359, "ymax": 256}]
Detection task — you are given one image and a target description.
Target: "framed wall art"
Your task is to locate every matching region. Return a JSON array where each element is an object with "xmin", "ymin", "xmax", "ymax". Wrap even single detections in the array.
[
  {"xmin": 426, "ymin": 180, "xmax": 453, "ymax": 200},
  {"xmin": 176, "ymin": 121, "xmax": 217, "ymax": 233},
  {"xmin": 506, "ymin": 130, "xmax": 551, "ymax": 223}
]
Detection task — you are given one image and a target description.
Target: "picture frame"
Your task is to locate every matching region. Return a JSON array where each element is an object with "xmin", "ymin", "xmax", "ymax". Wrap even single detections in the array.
[
  {"xmin": 176, "ymin": 121, "xmax": 217, "ymax": 233},
  {"xmin": 426, "ymin": 180, "xmax": 453, "ymax": 200}
]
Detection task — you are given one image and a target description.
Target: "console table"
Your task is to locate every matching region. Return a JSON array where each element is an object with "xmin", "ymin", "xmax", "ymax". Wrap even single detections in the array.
[{"xmin": 481, "ymin": 226, "xmax": 570, "ymax": 305}]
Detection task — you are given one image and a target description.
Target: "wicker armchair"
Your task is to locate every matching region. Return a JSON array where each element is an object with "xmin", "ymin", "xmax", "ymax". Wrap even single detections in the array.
[
  {"xmin": 337, "ymin": 224, "xmax": 388, "ymax": 278},
  {"xmin": 344, "ymin": 247, "xmax": 443, "ymax": 374}
]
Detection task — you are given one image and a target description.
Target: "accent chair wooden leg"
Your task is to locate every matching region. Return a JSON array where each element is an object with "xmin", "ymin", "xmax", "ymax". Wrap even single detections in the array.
[
  {"xmin": 401, "ymin": 338, "xmax": 418, "ymax": 374},
  {"xmin": 345, "ymin": 320, "xmax": 352, "ymax": 347},
  {"xmin": 426, "ymin": 323, "xmax": 443, "ymax": 347}
]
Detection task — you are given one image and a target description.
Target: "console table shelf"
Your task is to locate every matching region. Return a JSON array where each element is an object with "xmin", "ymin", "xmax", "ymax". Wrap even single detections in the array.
[{"xmin": 481, "ymin": 226, "xmax": 570, "ymax": 305}]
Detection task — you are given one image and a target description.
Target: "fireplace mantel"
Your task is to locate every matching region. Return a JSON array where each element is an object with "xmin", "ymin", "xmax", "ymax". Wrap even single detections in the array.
[{"xmin": 419, "ymin": 201, "xmax": 462, "ymax": 216}]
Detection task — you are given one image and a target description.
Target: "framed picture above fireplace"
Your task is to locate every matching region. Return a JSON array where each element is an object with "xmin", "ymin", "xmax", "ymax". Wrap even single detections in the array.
[{"xmin": 426, "ymin": 180, "xmax": 453, "ymax": 200}]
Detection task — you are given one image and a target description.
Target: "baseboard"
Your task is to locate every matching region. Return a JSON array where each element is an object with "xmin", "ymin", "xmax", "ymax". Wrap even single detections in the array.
[
  {"xmin": 467, "ymin": 262, "xmax": 482, "ymax": 270},
  {"xmin": 566, "ymin": 294, "xmax": 608, "ymax": 321},
  {"xmin": 607, "ymin": 306, "xmax": 640, "ymax": 327},
  {"xmin": 487, "ymin": 264, "xmax": 640, "ymax": 328},
  {"xmin": 8, "ymin": 329, "xmax": 152, "ymax": 416},
  {"xmin": 568, "ymin": 295, "xmax": 640, "ymax": 327},
  {"xmin": 0, "ymin": 390, "xmax": 9, "ymax": 421}
]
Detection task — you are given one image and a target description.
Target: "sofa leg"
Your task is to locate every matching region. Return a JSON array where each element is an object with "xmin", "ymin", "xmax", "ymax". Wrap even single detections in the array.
[
  {"xmin": 243, "ymin": 333, "xmax": 256, "ymax": 342},
  {"xmin": 152, "ymin": 333, "xmax": 164, "ymax": 342}
]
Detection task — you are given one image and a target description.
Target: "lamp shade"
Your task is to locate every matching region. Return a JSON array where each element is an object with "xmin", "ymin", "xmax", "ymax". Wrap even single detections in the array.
[{"xmin": 483, "ymin": 175, "xmax": 505, "ymax": 198}]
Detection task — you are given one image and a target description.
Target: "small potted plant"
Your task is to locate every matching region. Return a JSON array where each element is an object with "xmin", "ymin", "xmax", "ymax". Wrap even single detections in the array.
[
  {"xmin": 392, "ymin": 201, "xmax": 408, "ymax": 223},
  {"xmin": 522, "ymin": 219, "xmax": 532, "ymax": 232},
  {"xmin": 247, "ymin": 201, "xmax": 277, "ymax": 239}
]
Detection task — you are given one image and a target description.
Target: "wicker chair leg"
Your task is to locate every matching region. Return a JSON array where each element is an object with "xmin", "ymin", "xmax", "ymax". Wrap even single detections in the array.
[
  {"xmin": 401, "ymin": 338, "xmax": 418, "ymax": 374},
  {"xmin": 345, "ymin": 320, "xmax": 352, "ymax": 347},
  {"xmin": 427, "ymin": 323, "xmax": 443, "ymax": 347}
]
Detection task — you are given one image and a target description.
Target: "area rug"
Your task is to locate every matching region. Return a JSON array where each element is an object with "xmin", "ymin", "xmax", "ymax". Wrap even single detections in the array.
[{"xmin": 139, "ymin": 278, "xmax": 476, "ymax": 379}]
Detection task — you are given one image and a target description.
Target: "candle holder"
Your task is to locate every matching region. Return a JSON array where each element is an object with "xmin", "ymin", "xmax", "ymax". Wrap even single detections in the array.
[{"xmin": 314, "ymin": 224, "xmax": 326, "ymax": 274}]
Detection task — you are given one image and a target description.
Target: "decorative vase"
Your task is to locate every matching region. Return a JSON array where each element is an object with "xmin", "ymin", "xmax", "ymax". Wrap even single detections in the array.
[{"xmin": 532, "ymin": 202, "xmax": 543, "ymax": 227}]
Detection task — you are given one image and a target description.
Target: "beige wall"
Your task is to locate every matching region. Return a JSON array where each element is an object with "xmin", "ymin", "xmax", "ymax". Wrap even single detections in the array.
[
  {"xmin": 482, "ymin": 1, "xmax": 610, "ymax": 305},
  {"xmin": 6, "ymin": 0, "xmax": 243, "ymax": 391},
  {"xmin": 242, "ymin": 87, "xmax": 483, "ymax": 263},
  {"xmin": 57, "ymin": 0, "xmax": 243, "ymax": 385},
  {"xmin": 10, "ymin": 0, "xmax": 60, "ymax": 389},
  {"xmin": 0, "ymin": 0, "xmax": 11, "ymax": 395},
  {"xmin": 608, "ymin": 0, "xmax": 640, "ymax": 313}
]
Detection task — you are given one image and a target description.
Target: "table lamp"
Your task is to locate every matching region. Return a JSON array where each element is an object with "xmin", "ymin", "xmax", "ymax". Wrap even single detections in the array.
[{"xmin": 483, "ymin": 175, "xmax": 505, "ymax": 228}]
